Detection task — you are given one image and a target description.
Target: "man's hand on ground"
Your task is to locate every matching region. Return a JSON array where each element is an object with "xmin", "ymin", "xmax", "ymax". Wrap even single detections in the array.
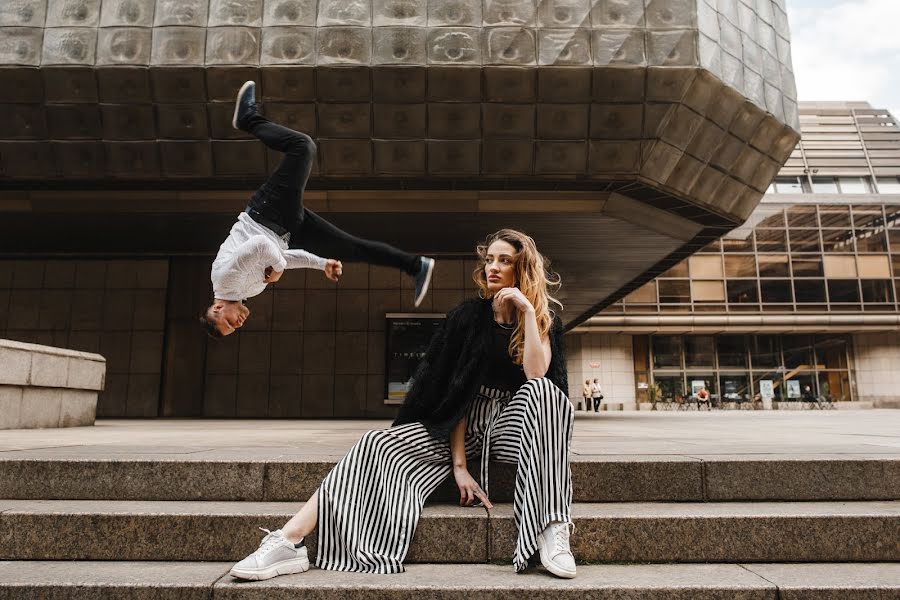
[
  {"xmin": 263, "ymin": 266, "xmax": 283, "ymax": 283},
  {"xmin": 324, "ymin": 259, "xmax": 343, "ymax": 282}
]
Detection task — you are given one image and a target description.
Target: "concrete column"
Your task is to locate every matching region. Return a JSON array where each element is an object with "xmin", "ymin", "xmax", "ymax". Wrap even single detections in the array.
[{"xmin": 852, "ymin": 332, "xmax": 900, "ymax": 408}]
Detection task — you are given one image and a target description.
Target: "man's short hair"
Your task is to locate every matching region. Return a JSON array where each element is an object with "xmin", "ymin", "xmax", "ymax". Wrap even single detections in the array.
[{"xmin": 199, "ymin": 308, "xmax": 224, "ymax": 339}]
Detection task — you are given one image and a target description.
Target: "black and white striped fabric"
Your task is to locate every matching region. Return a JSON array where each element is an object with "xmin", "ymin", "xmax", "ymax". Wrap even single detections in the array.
[{"xmin": 315, "ymin": 377, "xmax": 574, "ymax": 574}]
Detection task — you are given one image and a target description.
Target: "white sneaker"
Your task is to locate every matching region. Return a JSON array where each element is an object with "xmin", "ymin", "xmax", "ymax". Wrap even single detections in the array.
[
  {"xmin": 230, "ymin": 527, "xmax": 310, "ymax": 581},
  {"xmin": 536, "ymin": 521, "xmax": 576, "ymax": 578}
]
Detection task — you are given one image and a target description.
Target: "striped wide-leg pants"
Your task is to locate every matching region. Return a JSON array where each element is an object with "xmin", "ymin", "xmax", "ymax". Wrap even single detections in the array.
[{"xmin": 315, "ymin": 377, "xmax": 574, "ymax": 574}]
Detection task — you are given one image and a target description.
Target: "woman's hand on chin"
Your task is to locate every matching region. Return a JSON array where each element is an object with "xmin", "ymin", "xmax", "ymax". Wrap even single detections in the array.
[
  {"xmin": 453, "ymin": 466, "xmax": 493, "ymax": 509},
  {"xmin": 493, "ymin": 287, "xmax": 535, "ymax": 315}
]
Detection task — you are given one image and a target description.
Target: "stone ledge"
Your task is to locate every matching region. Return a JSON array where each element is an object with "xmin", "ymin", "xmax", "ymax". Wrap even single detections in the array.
[
  {"xmin": 2, "ymin": 561, "xmax": 898, "ymax": 600},
  {"xmin": 0, "ymin": 339, "xmax": 106, "ymax": 391},
  {"xmin": 0, "ymin": 386, "xmax": 98, "ymax": 430},
  {"xmin": 0, "ymin": 500, "xmax": 896, "ymax": 564},
  {"xmin": 0, "ymin": 338, "xmax": 105, "ymax": 429}
]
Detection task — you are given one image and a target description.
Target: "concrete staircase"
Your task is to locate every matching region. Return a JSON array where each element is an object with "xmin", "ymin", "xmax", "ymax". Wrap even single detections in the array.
[{"xmin": 1, "ymin": 454, "xmax": 898, "ymax": 598}]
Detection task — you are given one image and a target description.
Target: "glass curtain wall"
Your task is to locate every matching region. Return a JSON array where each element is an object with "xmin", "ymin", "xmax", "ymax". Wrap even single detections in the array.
[
  {"xmin": 635, "ymin": 334, "xmax": 855, "ymax": 406},
  {"xmin": 613, "ymin": 203, "xmax": 899, "ymax": 314}
]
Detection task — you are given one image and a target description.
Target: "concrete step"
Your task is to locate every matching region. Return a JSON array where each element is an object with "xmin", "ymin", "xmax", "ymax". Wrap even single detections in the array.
[
  {"xmin": 1, "ymin": 561, "xmax": 898, "ymax": 599},
  {"xmin": 1, "ymin": 500, "xmax": 897, "ymax": 563},
  {"xmin": 1, "ymin": 454, "xmax": 897, "ymax": 502}
]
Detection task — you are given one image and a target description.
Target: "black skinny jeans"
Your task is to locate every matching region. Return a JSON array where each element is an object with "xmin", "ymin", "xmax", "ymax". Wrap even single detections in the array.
[{"xmin": 244, "ymin": 113, "xmax": 420, "ymax": 275}]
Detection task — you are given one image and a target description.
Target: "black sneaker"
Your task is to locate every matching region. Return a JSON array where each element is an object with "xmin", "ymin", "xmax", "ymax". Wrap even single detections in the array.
[
  {"xmin": 413, "ymin": 257, "xmax": 435, "ymax": 308},
  {"xmin": 232, "ymin": 80, "xmax": 257, "ymax": 130}
]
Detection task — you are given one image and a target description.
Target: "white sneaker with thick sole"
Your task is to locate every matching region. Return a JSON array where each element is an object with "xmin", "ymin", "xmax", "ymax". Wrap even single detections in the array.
[
  {"xmin": 229, "ymin": 527, "xmax": 310, "ymax": 581},
  {"xmin": 536, "ymin": 521, "xmax": 576, "ymax": 579}
]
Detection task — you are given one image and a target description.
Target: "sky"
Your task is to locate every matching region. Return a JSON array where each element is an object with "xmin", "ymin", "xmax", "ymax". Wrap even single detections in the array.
[{"xmin": 788, "ymin": 0, "xmax": 900, "ymax": 118}]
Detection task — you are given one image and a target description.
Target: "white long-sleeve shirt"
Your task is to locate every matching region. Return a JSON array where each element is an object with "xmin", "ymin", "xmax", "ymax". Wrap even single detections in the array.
[{"xmin": 211, "ymin": 212, "xmax": 326, "ymax": 301}]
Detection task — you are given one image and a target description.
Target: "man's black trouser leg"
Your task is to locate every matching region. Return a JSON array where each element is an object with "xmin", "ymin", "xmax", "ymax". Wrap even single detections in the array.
[
  {"xmin": 243, "ymin": 113, "xmax": 421, "ymax": 275},
  {"xmin": 244, "ymin": 113, "xmax": 314, "ymax": 228},
  {"xmin": 292, "ymin": 209, "xmax": 420, "ymax": 276}
]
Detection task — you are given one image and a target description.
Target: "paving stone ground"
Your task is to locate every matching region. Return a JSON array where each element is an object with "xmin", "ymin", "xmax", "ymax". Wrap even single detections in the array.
[{"xmin": 1, "ymin": 410, "xmax": 898, "ymax": 458}]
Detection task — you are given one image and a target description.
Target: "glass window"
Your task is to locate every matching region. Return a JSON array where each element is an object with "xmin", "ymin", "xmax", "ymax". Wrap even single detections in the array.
[
  {"xmin": 755, "ymin": 229, "xmax": 787, "ymax": 252},
  {"xmin": 821, "ymin": 229, "xmax": 854, "ymax": 252},
  {"xmin": 658, "ymin": 280, "xmax": 691, "ymax": 304},
  {"xmin": 774, "ymin": 177, "xmax": 805, "ymax": 194},
  {"xmin": 750, "ymin": 335, "xmax": 780, "ymax": 368},
  {"xmin": 837, "ymin": 177, "xmax": 871, "ymax": 194},
  {"xmin": 724, "ymin": 255, "xmax": 757, "ymax": 277},
  {"xmin": 721, "ymin": 235, "xmax": 755, "ymax": 253},
  {"xmin": 790, "ymin": 229, "xmax": 822, "ymax": 252},
  {"xmin": 889, "ymin": 230, "xmax": 900, "ymax": 253},
  {"xmin": 794, "ymin": 280, "xmax": 827, "ymax": 303},
  {"xmin": 689, "ymin": 255, "xmax": 723, "ymax": 278},
  {"xmin": 784, "ymin": 372, "xmax": 817, "ymax": 401},
  {"xmin": 818, "ymin": 371, "xmax": 851, "ymax": 401},
  {"xmin": 782, "ymin": 335, "xmax": 814, "ymax": 369},
  {"xmin": 685, "ymin": 336, "xmax": 715, "ymax": 367},
  {"xmin": 818, "ymin": 205, "xmax": 852, "ymax": 228},
  {"xmin": 857, "ymin": 255, "xmax": 891, "ymax": 278},
  {"xmin": 886, "ymin": 206, "xmax": 900, "ymax": 227},
  {"xmin": 692, "ymin": 280, "xmax": 726, "ymax": 302},
  {"xmin": 861, "ymin": 280, "xmax": 895, "ymax": 303},
  {"xmin": 791, "ymin": 255, "xmax": 823, "ymax": 276},
  {"xmin": 654, "ymin": 375, "xmax": 684, "ymax": 403},
  {"xmin": 624, "ymin": 281, "xmax": 657, "ymax": 304},
  {"xmin": 787, "ymin": 205, "xmax": 818, "ymax": 227},
  {"xmin": 814, "ymin": 336, "xmax": 848, "ymax": 369},
  {"xmin": 754, "ymin": 206, "xmax": 787, "ymax": 228},
  {"xmin": 876, "ymin": 177, "xmax": 900, "ymax": 193},
  {"xmin": 727, "ymin": 280, "xmax": 759, "ymax": 304},
  {"xmin": 686, "ymin": 375, "xmax": 717, "ymax": 404},
  {"xmin": 698, "ymin": 240, "xmax": 721, "ymax": 253},
  {"xmin": 660, "ymin": 262, "xmax": 689, "ymax": 277},
  {"xmin": 855, "ymin": 230, "xmax": 888, "ymax": 253},
  {"xmin": 811, "ymin": 177, "xmax": 839, "ymax": 193},
  {"xmin": 827, "ymin": 279, "xmax": 861, "ymax": 303},
  {"xmin": 752, "ymin": 371, "xmax": 784, "ymax": 401},
  {"xmin": 852, "ymin": 205, "xmax": 884, "ymax": 228},
  {"xmin": 894, "ymin": 256, "xmax": 900, "ymax": 277},
  {"xmin": 760, "ymin": 280, "xmax": 793, "ymax": 303},
  {"xmin": 653, "ymin": 336, "xmax": 682, "ymax": 369},
  {"xmin": 758, "ymin": 254, "xmax": 790, "ymax": 277},
  {"xmin": 717, "ymin": 335, "xmax": 748, "ymax": 367},
  {"xmin": 719, "ymin": 373, "xmax": 751, "ymax": 402},
  {"xmin": 823, "ymin": 255, "xmax": 857, "ymax": 278}
]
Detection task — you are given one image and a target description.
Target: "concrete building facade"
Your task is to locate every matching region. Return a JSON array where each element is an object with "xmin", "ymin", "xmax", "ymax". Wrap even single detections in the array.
[
  {"xmin": 0, "ymin": 0, "xmax": 804, "ymax": 417},
  {"xmin": 571, "ymin": 102, "xmax": 900, "ymax": 409}
]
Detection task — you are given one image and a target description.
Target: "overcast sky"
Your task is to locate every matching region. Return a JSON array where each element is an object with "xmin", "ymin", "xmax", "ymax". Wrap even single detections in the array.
[{"xmin": 788, "ymin": 0, "xmax": 900, "ymax": 118}]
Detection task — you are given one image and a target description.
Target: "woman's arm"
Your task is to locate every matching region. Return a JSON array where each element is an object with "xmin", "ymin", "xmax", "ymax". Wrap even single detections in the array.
[
  {"xmin": 451, "ymin": 417, "xmax": 493, "ymax": 508},
  {"xmin": 520, "ymin": 307, "xmax": 552, "ymax": 379}
]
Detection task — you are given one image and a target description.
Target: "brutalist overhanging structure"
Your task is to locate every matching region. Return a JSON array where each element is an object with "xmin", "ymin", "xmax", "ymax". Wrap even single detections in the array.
[{"xmin": 0, "ymin": 0, "xmax": 801, "ymax": 327}]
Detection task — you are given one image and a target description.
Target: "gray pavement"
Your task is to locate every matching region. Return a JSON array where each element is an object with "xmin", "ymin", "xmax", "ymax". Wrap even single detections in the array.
[{"xmin": 1, "ymin": 410, "xmax": 898, "ymax": 458}]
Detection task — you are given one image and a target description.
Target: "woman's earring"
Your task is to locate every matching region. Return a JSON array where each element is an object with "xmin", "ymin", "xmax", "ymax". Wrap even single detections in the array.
[{"xmin": 478, "ymin": 288, "xmax": 485, "ymax": 299}]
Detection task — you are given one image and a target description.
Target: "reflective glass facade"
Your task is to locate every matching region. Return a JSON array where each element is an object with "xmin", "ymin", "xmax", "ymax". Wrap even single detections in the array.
[
  {"xmin": 609, "ymin": 202, "xmax": 900, "ymax": 314},
  {"xmin": 633, "ymin": 334, "xmax": 854, "ymax": 405}
]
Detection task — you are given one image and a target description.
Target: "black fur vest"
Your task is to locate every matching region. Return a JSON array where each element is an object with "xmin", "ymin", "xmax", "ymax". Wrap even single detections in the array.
[{"xmin": 393, "ymin": 298, "xmax": 568, "ymax": 439}]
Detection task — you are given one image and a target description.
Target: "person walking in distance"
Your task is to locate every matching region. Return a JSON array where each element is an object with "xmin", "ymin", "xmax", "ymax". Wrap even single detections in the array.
[
  {"xmin": 201, "ymin": 81, "xmax": 435, "ymax": 337},
  {"xmin": 228, "ymin": 229, "xmax": 576, "ymax": 581},
  {"xmin": 581, "ymin": 379, "xmax": 592, "ymax": 411},
  {"xmin": 591, "ymin": 378, "xmax": 603, "ymax": 412}
]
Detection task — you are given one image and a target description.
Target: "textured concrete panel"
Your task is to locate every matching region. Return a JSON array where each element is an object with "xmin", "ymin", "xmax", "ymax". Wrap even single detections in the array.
[{"xmin": 0, "ymin": 0, "xmax": 802, "ymax": 238}]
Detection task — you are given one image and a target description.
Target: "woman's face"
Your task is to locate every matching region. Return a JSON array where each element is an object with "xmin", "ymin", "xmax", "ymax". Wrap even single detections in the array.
[{"xmin": 484, "ymin": 239, "xmax": 518, "ymax": 293}]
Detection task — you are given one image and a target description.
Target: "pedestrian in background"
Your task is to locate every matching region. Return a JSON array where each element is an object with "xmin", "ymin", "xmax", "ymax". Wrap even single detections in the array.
[{"xmin": 591, "ymin": 378, "xmax": 603, "ymax": 412}]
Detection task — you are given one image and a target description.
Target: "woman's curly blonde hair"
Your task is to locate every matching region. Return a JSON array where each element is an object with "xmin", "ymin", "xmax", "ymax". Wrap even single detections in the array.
[{"xmin": 473, "ymin": 229, "xmax": 562, "ymax": 364}]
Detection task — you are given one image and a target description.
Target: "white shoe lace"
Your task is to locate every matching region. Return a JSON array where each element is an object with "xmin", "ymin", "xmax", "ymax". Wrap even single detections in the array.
[
  {"xmin": 552, "ymin": 522, "xmax": 575, "ymax": 556},
  {"xmin": 253, "ymin": 527, "xmax": 286, "ymax": 558}
]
